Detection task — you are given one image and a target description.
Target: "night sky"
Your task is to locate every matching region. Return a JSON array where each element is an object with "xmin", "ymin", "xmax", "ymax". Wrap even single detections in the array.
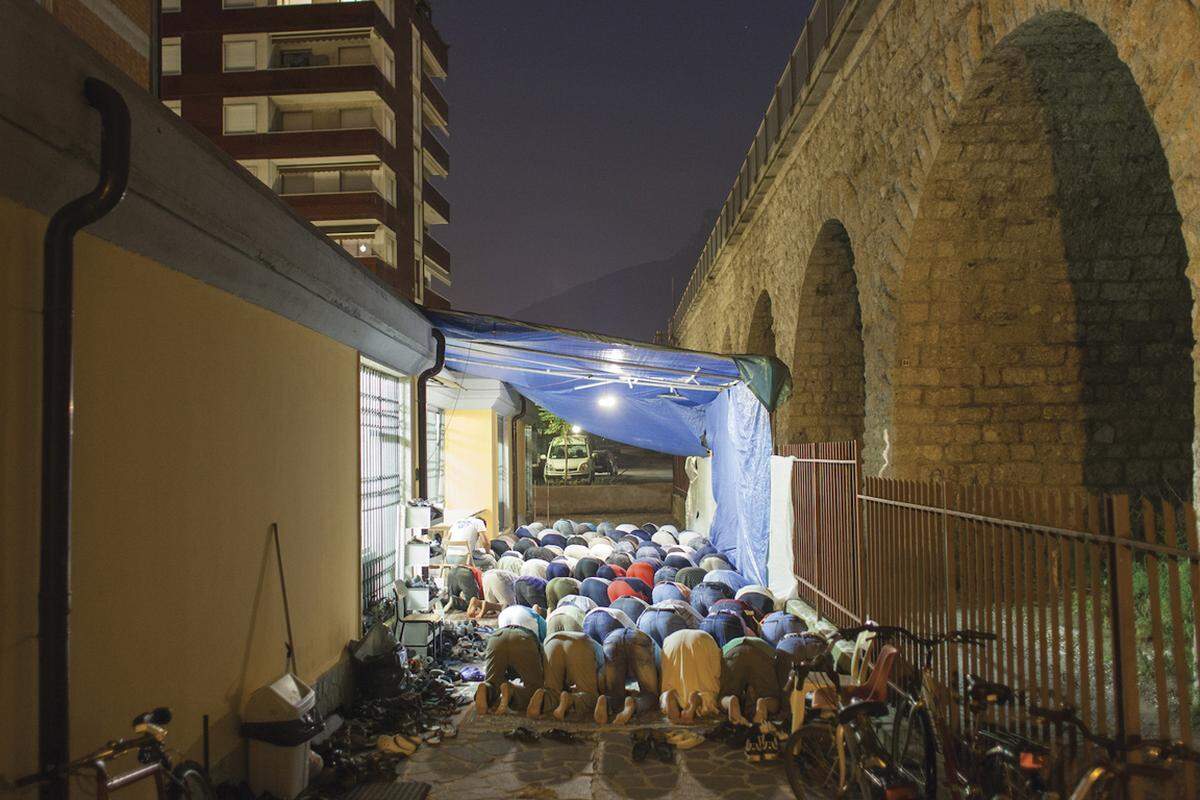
[{"xmin": 432, "ymin": 1, "xmax": 812, "ymax": 337}]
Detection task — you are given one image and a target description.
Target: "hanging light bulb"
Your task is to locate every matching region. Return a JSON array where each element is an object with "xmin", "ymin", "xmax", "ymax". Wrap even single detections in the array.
[{"xmin": 597, "ymin": 395, "xmax": 617, "ymax": 409}]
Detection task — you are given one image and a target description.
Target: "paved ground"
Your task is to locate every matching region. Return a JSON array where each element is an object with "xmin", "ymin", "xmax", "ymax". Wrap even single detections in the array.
[
  {"xmin": 392, "ymin": 612, "xmax": 795, "ymax": 800},
  {"xmin": 394, "ymin": 707, "xmax": 796, "ymax": 800}
]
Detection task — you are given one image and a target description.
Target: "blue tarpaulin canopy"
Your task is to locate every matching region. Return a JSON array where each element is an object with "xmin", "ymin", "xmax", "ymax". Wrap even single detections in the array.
[{"xmin": 424, "ymin": 310, "xmax": 791, "ymax": 585}]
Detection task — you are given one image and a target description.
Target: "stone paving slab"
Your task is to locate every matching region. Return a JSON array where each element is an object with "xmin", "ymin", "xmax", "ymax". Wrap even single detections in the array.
[{"xmin": 393, "ymin": 706, "xmax": 796, "ymax": 800}]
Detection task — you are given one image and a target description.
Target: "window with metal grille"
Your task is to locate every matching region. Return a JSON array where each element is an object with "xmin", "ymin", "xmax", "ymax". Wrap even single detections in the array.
[
  {"xmin": 359, "ymin": 362, "xmax": 411, "ymax": 623},
  {"xmin": 425, "ymin": 407, "xmax": 445, "ymax": 509}
]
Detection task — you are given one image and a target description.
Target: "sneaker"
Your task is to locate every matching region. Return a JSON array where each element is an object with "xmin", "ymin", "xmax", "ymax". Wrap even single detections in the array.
[
  {"xmin": 760, "ymin": 732, "xmax": 779, "ymax": 762},
  {"xmin": 744, "ymin": 734, "xmax": 763, "ymax": 763}
]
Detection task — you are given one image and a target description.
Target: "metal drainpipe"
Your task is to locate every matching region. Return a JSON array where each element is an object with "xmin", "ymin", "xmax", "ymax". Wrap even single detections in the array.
[
  {"xmin": 415, "ymin": 329, "xmax": 446, "ymax": 500},
  {"xmin": 510, "ymin": 397, "xmax": 526, "ymax": 528},
  {"xmin": 40, "ymin": 78, "xmax": 131, "ymax": 800}
]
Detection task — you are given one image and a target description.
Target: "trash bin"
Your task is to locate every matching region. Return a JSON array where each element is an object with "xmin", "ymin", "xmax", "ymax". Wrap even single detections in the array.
[{"xmin": 241, "ymin": 673, "xmax": 323, "ymax": 800}]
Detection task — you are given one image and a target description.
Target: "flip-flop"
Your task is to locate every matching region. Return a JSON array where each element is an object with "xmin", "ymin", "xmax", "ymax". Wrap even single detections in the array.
[{"xmin": 665, "ymin": 730, "xmax": 704, "ymax": 750}]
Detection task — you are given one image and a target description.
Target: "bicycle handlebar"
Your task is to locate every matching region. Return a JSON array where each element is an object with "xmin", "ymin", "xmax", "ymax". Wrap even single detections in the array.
[
  {"xmin": 1030, "ymin": 705, "xmax": 1200, "ymax": 764},
  {"xmin": 837, "ymin": 623, "xmax": 996, "ymax": 649}
]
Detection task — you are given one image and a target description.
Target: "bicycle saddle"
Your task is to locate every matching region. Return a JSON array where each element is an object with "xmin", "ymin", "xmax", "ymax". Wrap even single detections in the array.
[
  {"xmin": 837, "ymin": 699, "xmax": 889, "ymax": 724},
  {"xmin": 132, "ymin": 707, "xmax": 172, "ymax": 727},
  {"xmin": 966, "ymin": 675, "xmax": 1012, "ymax": 707}
]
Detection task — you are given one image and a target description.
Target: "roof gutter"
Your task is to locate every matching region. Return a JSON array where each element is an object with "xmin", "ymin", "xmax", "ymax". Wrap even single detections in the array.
[
  {"xmin": 39, "ymin": 78, "xmax": 130, "ymax": 800},
  {"xmin": 415, "ymin": 328, "xmax": 446, "ymax": 500}
]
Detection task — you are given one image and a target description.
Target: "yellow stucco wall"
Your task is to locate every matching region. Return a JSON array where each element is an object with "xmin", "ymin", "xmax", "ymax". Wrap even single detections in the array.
[
  {"xmin": 2, "ymin": 196, "xmax": 360, "ymax": 782},
  {"xmin": 443, "ymin": 409, "xmax": 498, "ymax": 535}
]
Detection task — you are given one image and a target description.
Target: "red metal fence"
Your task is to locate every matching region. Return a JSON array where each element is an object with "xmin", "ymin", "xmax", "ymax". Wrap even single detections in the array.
[{"xmin": 785, "ymin": 441, "xmax": 1200, "ymax": 752}]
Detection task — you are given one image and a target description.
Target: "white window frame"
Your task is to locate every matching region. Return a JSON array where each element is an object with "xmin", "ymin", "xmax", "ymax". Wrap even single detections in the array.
[
  {"xmin": 223, "ymin": 103, "xmax": 258, "ymax": 135},
  {"xmin": 161, "ymin": 38, "xmax": 181, "ymax": 75},
  {"xmin": 223, "ymin": 38, "xmax": 258, "ymax": 72}
]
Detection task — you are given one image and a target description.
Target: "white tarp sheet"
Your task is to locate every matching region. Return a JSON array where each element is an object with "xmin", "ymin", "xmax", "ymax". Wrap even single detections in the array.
[
  {"xmin": 768, "ymin": 455, "xmax": 797, "ymax": 600},
  {"xmin": 684, "ymin": 455, "xmax": 716, "ymax": 535}
]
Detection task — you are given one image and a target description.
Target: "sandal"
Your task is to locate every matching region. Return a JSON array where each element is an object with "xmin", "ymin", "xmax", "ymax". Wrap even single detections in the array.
[
  {"xmin": 503, "ymin": 726, "xmax": 541, "ymax": 744},
  {"xmin": 543, "ymin": 728, "xmax": 581, "ymax": 744},
  {"xmin": 665, "ymin": 730, "xmax": 704, "ymax": 750}
]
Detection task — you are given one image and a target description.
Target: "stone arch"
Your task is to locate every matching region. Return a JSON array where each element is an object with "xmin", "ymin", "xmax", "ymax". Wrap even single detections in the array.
[
  {"xmin": 892, "ymin": 11, "xmax": 1193, "ymax": 497},
  {"xmin": 745, "ymin": 290, "xmax": 777, "ymax": 357},
  {"xmin": 781, "ymin": 220, "xmax": 866, "ymax": 444}
]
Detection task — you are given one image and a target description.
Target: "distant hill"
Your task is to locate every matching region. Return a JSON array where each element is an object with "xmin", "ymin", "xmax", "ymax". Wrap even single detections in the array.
[{"xmin": 513, "ymin": 215, "xmax": 712, "ymax": 342}]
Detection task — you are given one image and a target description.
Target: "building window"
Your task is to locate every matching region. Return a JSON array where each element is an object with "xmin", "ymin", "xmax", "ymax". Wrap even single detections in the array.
[
  {"xmin": 360, "ymin": 361, "xmax": 411, "ymax": 619},
  {"xmin": 163, "ymin": 99, "xmax": 182, "ymax": 116},
  {"xmin": 223, "ymin": 39, "xmax": 257, "ymax": 72},
  {"xmin": 223, "ymin": 103, "xmax": 257, "ymax": 134},
  {"xmin": 341, "ymin": 170, "xmax": 373, "ymax": 192},
  {"xmin": 279, "ymin": 50, "xmax": 312, "ymax": 68},
  {"xmin": 161, "ymin": 39, "xmax": 181, "ymax": 75},
  {"xmin": 280, "ymin": 173, "xmax": 315, "ymax": 194},
  {"xmin": 281, "ymin": 110, "xmax": 313, "ymax": 131},
  {"xmin": 497, "ymin": 415, "xmax": 509, "ymax": 530},
  {"xmin": 382, "ymin": 50, "xmax": 395, "ymax": 85},
  {"xmin": 162, "ymin": 0, "xmax": 181, "ymax": 11},
  {"xmin": 426, "ymin": 408, "xmax": 445, "ymax": 508},
  {"xmin": 222, "ymin": 0, "xmax": 255, "ymax": 8},
  {"xmin": 338, "ymin": 45, "xmax": 371, "ymax": 66},
  {"xmin": 340, "ymin": 107, "xmax": 372, "ymax": 129}
]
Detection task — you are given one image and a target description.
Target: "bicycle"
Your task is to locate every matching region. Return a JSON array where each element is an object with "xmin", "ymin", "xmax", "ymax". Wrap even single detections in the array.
[
  {"xmin": 782, "ymin": 626, "xmax": 918, "ymax": 799},
  {"xmin": 1019, "ymin": 704, "xmax": 1200, "ymax": 799},
  {"xmin": 16, "ymin": 708, "xmax": 215, "ymax": 800},
  {"xmin": 861, "ymin": 624, "xmax": 1030, "ymax": 800}
]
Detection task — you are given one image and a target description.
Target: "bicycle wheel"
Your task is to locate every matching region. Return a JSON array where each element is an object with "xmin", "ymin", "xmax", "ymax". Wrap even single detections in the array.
[
  {"xmin": 784, "ymin": 720, "xmax": 843, "ymax": 799},
  {"xmin": 891, "ymin": 701, "xmax": 936, "ymax": 799},
  {"xmin": 168, "ymin": 761, "xmax": 216, "ymax": 800}
]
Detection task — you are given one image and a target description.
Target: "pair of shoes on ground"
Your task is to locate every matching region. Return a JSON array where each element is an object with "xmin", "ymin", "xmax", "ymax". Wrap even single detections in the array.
[
  {"xmin": 631, "ymin": 729, "xmax": 676, "ymax": 764},
  {"xmin": 743, "ymin": 725, "xmax": 780, "ymax": 763},
  {"xmin": 501, "ymin": 726, "xmax": 580, "ymax": 745},
  {"xmin": 376, "ymin": 734, "xmax": 420, "ymax": 756}
]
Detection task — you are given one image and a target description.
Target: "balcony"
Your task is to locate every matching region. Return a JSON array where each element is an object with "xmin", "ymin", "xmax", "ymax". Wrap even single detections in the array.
[
  {"xmin": 422, "ymin": 289, "xmax": 451, "ymax": 310},
  {"xmin": 221, "ymin": 91, "xmax": 399, "ymax": 167},
  {"xmin": 222, "ymin": 128, "xmax": 398, "ymax": 172},
  {"xmin": 230, "ymin": 0, "xmax": 393, "ymax": 22},
  {"xmin": 422, "ymin": 179, "xmax": 449, "ymax": 224},
  {"xmin": 421, "ymin": 127, "xmax": 449, "ymax": 176},
  {"xmin": 414, "ymin": 4, "xmax": 448, "ymax": 75},
  {"xmin": 423, "ymin": 232, "xmax": 450, "ymax": 276},
  {"xmin": 286, "ymin": 189, "xmax": 392, "ymax": 224},
  {"xmin": 267, "ymin": 29, "xmax": 394, "ymax": 82},
  {"xmin": 421, "ymin": 75, "xmax": 448, "ymax": 129}
]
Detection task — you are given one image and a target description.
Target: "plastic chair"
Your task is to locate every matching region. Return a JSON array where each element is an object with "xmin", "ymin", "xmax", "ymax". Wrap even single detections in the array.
[{"xmin": 813, "ymin": 644, "xmax": 899, "ymax": 709}]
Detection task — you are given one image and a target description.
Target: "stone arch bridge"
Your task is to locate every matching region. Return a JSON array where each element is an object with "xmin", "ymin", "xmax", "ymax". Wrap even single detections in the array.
[{"xmin": 671, "ymin": 0, "xmax": 1200, "ymax": 500}]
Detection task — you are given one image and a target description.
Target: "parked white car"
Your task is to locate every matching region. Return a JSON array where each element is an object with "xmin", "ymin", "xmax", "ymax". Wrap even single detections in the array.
[{"xmin": 543, "ymin": 435, "xmax": 592, "ymax": 484}]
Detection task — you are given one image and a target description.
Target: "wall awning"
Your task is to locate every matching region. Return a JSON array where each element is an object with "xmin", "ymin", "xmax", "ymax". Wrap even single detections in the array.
[{"xmin": 424, "ymin": 310, "xmax": 790, "ymax": 457}]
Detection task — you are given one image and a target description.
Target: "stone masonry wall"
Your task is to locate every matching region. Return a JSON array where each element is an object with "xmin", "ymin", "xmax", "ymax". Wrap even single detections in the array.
[
  {"xmin": 674, "ymin": 0, "xmax": 1200, "ymax": 498},
  {"xmin": 779, "ymin": 220, "xmax": 866, "ymax": 445}
]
